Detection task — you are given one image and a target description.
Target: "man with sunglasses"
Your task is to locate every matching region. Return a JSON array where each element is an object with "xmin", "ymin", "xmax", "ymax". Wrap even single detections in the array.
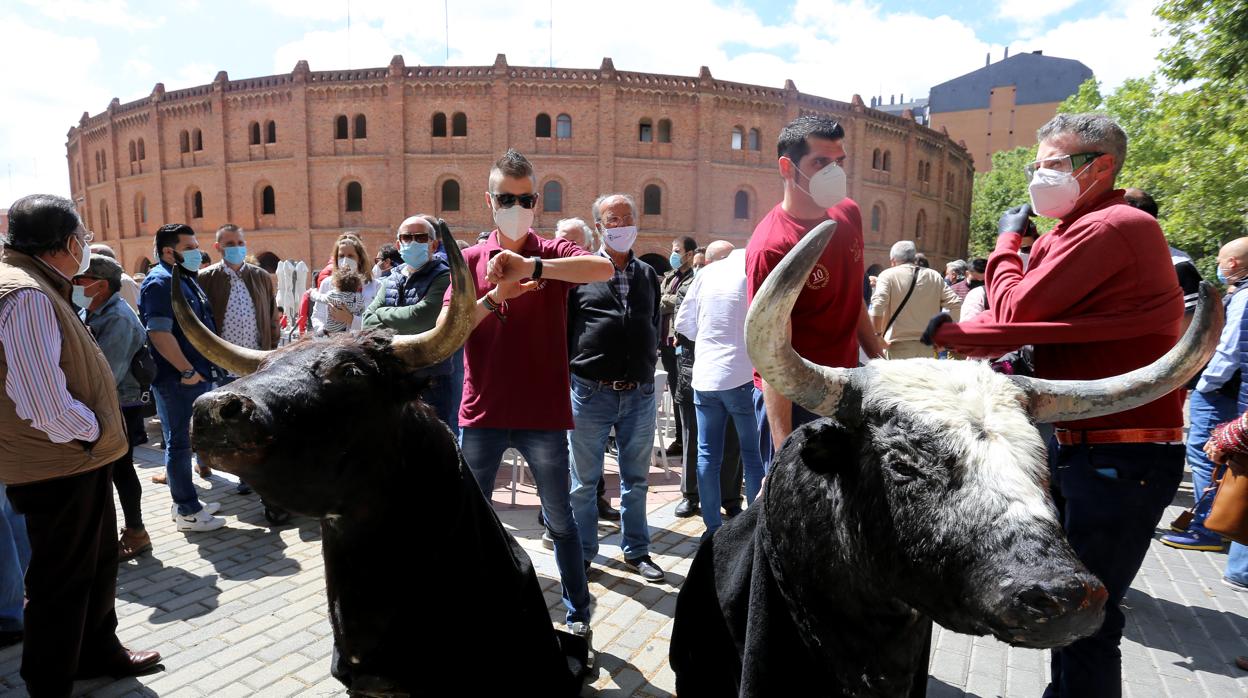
[
  {"xmin": 438, "ymin": 149, "xmax": 612, "ymax": 648},
  {"xmin": 927, "ymin": 114, "xmax": 1185, "ymax": 698},
  {"xmin": 364, "ymin": 215, "xmax": 456, "ymax": 428}
]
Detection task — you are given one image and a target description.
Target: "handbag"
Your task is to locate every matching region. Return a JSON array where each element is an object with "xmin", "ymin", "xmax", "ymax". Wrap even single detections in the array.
[{"xmin": 1205, "ymin": 455, "xmax": 1248, "ymax": 545}]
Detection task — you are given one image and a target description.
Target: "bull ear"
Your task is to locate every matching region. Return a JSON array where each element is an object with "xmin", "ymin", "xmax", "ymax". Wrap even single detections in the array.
[{"xmin": 795, "ymin": 418, "xmax": 857, "ymax": 475}]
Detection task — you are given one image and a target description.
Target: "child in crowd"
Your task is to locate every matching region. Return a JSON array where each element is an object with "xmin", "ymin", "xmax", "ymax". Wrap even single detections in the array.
[{"xmin": 309, "ymin": 268, "xmax": 366, "ymax": 335}]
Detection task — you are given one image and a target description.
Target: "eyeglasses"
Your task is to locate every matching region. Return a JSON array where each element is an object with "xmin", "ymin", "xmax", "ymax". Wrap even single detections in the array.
[
  {"xmin": 397, "ymin": 232, "xmax": 432, "ymax": 244},
  {"xmin": 79, "ymin": 230, "xmax": 95, "ymax": 244},
  {"xmin": 1024, "ymin": 152, "xmax": 1103, "ymax": 179},
  {"xmin": 491, "ymin": 192, "xmax": 540, "ymax": 210},
  {"xmin": 602, "ymin": 215, "xmax": 635, "ymax": 228}
]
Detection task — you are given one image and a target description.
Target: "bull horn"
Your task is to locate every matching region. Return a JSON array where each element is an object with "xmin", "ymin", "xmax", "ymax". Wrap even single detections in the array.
[
  {"xmin": 389, "ymin": 219, "xmax": 476, "ymax": 368},
  {"xmin": 745, "ymin": 219, "xmax": 858, "ymax": 417},
  {"xmin": 171, "ymin": 263, "xmax": 269, "ymax": 376},
  {"xmin": 1013, "ymin": 281, "xmax": 1224, "ymax": 423}
]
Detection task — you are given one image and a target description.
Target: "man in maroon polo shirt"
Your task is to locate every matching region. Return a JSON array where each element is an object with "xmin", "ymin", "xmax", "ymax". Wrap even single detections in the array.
[
  {"xmin": 928, "ymin": 114, "xmax": 1184, "ymax": 698},
  {"xmin": 745, "ymin": 114, "xmax": 884, "ymax": 472},
  {"xmin": 436, "ymin": 149, "xmax": 612, "ymax": 646}
]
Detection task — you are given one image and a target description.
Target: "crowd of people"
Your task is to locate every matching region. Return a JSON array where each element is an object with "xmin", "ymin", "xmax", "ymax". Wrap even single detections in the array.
[{"xmin": 0, "ymin": 107, "xmax": 1242, "ymax": 697}]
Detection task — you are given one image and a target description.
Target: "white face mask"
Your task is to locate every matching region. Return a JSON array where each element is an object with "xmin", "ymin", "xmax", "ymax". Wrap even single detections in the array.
[
  {"xmin": 338, "ymin": 256, "xmax": 358, "ymax": 271},
  {"xmin": 603, "ymin": 225, "xmax": 638, "ymax": 253},
  {"xmin": 493, "ymin": 204, "xmax": 534, "ymax": 241},
  {"xmin": 73, "ymin": 236, "xmax": 90, "ymax": 276},
  {"xmin": 371, "ymin": 263, "xmax": 384, "ymax": 278},
  {"xmin": 791, "ymin": 161, "xmax": 847, "ymax": 208},
  {"xmin": 1028, "ymin": 167, "xmax": 1085, "ymax": 219}
]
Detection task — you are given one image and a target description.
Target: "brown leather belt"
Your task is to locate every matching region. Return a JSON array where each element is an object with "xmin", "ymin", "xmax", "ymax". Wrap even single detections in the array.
[
  {"xmin": 599, "ymin": 380, "xmax": 639, "ymax": 391},
  {"xmin": 1054, "ymin": 428, "xmax": 1185, "ymax": 446}
]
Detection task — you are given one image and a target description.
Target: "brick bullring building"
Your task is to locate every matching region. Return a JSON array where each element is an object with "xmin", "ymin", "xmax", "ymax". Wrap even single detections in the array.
[{"xmin": 66, "ymin": 54, "xmax": 974, "ymax": 277}]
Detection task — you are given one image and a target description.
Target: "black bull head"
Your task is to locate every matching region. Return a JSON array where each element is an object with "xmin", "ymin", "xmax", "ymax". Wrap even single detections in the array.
[
  {"xmin": 172, "ymin": 224, "xmax": 476, "ymax": 514},
  {"xmin": 746, "ymin": 220, "xmax": 1222, "ymax": 649}
]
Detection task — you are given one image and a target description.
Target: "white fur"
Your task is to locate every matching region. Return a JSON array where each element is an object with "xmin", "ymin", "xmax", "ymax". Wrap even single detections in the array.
[{"xmin": 864, "ymin": 359, "xmax": 1056, "ymax": 530}]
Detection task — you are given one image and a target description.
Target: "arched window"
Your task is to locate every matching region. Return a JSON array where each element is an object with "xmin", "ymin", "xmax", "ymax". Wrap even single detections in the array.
[
  {"xmin": 440, "ymin": 180, "xmax": 460, "ymax": 212},
  {"xmin": 873, "ymin": 149, "xmax": 882, "ymax": 170},
  {"xmin": 335, "ymin": 115, "xmax": 349, "ymax": 140},
  {"xmin": 249, "ymin": 122, "xmax": 261, "ymax": 145},
  {"xmin": 882, "ymin": 150, "xmax": 892, "ymax": 172},
  {"xmin": 432, "ymin": 112, "xmax": 447, "ymax": 137},
  {"xmin": 137, "ymin": 139, "xmax": 145, "ymax": 160},
  {"xmin": 451, "ymin": 112, "xmax": 467, "ymax": 137},
  {"xmin": 657, "ymin": 118, "xmax": 672, "ymax": 143},
  {"xmin": 917, "ymin": 160, "xmax": 925, "ymax": 180},
  {"xmin": 924, "ymin": 162, "xmax": 932, "ymax": 182},
  {"xmin": 535, "ymin": 113, "xmax": 552, "ymax": 138},
  {"xmin": 192, "ymin": 128, "xmax": 203, "ymax": 151},
  {"xmin": 354, "ymin": 114, "xmax": 367, "ymax": 139},
  {"xmin": 261, "ymin": 186, "xmax": 276, "ymax": 215},
  {"xmin": 748, "ymin": 128, "xmax": 761, "ymax": 151},
  {"xmin": 179, "ymin": 130, "xmax": 190, "ymax": 153},
  {"xmin": 731, "ymin": 127, "xmax": 743, "ymax": 150},
  {"xmin": 733, "ymin": 190, "xmax": 749, "ymax": 220},
  {"xmin": 345, "ymin": 181, "xmax": 363, "ymax": 212},
  {"xmin": 266, "ymin": 120, "xmax": 277, "ymax": 144},
  {"xmin": 556, "ymin": 114, "xmax": 571, "ymax": 139},
  {"xmin": 191, "ymin": 190, "xmax": 203, "ymax": 219},
  {"xmin": 871, "ymin": 204, "xmax": 882, "ymax": 233},
  {"xmin": 643, "ymin": 184, "xmax": 662, "ymax": 215},
  {"xmin": 914, "ymin": 209, "xmax": 926, "ymax": 239},
  {"xmin": 128, "ymin": 141, "xmax": 137, "ymax": 162},
  {"xmin": 543, "ymin": 181, "xmax": 563, "ymax": 213},
  {"xmin": 638, "ymin": 118, "xmax": 653, "ymax": 143}
]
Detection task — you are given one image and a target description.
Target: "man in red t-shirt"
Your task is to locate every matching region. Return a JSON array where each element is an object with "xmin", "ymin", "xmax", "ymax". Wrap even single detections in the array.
[
  {"xmin": 436, "ymin": 149, "xmax": 613, "ymax": 642},
  {"xmin": 929, "ymin": 114, "xmax": 1184, "ymax": 698},
  {"xmin": 745, "ymin": 115, "xmax": 883, "ymax": 472}
]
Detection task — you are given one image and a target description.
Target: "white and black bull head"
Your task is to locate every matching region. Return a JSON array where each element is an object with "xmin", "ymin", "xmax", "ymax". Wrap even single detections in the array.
[
  {"xmin": 746, "ymin": 220, "xmax": 1221, "ymax": 649},
  {"xmin": 173, "ymin": 223, "xmax": 477, "ymax": 516}
]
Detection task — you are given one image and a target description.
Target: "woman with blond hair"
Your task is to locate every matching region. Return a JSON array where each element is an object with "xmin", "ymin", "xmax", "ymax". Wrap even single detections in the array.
[{"xmin": 310, "ymin": 233, "xmax": 380, "ymax": 334}]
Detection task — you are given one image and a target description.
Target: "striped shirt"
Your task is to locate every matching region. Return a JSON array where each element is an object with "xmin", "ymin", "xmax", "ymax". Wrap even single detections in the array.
[
  {"xmin": 0, "ymin": 290, "xmax": 100, "ymax": 443},
  {"xmin": 600, "ymin": 250, "xmax": 631, "ymax": 313}
]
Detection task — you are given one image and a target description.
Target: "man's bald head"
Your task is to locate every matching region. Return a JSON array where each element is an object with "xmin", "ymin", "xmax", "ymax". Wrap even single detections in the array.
[
  {"xmin": 1217, "ymin": 237, "xmax": 1248, "ymax": 285},
  {"xmin": 704, "ymin": 240, "xmax": 734, "ymax": 264},
  {"xmin": 398, "ymin": 216, "xmax": 434, "ymax": 235}
]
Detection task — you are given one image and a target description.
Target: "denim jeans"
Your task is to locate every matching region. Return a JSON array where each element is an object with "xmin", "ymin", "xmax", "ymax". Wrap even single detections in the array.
[
  {"xmin": 752, "ymin": 386, "xmax": 819, "ymax": 474},
  {"xmin": 153, "ymin": 380, "xmax": 213, "ymax": 516},
  {"xmin": 460, "ymin": 427, "xmax": 592, "ymax": 624},
  {"xmin": 568, "ymin": 375, "xmax": 657, "ymax": 562},
  {"xmin": 447, "ymin": 348, "xmax": 465, "ymax": 439},
  {"xmin": 694, "ymin": 383, "xmax": 764, "ymax": 534},
  {"xmin": 1044, "ymin": 441, "xmax": 1184, "ymax": 698},
  {"xmin": 0, "ymin": 484, "xmax": 30, "ymax": 631},
  {"xmin": 1185, "ymin": 389, "xmax": 1237, "ymax": 527},
  {"xmin": 419, "ymin": 374, "xmax": 457, "ymax": 435}
]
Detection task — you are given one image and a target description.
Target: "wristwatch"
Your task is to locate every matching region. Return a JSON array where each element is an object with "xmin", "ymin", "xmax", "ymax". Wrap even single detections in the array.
[
  {"xmin": 530, "ymin": 256, "xmax": 543, "ymax": 280},
  {"xmin": 181, "ymin": 368, "xmax": 197, "ymax": 380}
]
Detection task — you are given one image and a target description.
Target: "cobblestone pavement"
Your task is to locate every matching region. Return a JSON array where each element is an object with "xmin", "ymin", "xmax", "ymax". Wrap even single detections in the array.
[{"xmin": 0, "ymin": 435, "xmax": 1245, "ymax": 696}]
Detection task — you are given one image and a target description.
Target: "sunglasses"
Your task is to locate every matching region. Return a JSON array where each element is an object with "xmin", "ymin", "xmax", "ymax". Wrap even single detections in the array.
[
  {"xmin": 1024, "ymin": 152, "xmax": 1103, "ymax": 179},
  {"xmin": 397, "ymin": 232, "xmax": 432, "ymax": 244},
  {"xmin": 491, "ymin": 192, "xmax": 539, "ymax": 210}
]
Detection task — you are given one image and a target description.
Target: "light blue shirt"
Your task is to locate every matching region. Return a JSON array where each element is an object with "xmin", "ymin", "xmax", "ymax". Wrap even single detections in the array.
[{"xmin": 1196, "ymin": 290, "xmax": 1248, "ymax": 393}]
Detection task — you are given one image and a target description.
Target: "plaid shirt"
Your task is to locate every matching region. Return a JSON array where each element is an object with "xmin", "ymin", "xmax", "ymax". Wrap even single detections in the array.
[{"xmin": 601, "ymin": 250, "xmax": 632, "ymax": 313}]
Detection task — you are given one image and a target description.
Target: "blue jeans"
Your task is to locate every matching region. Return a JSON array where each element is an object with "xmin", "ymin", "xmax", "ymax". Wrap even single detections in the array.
[
  {"xmin": 568, "ymin": 375, "xmax": 657, "ymax": 562},
  {"xmin": 448, "ymin": 348, "xmax": 465, "ymax": 439},
  {"xmin": 1044, "ymin": 441, "xmax": 1184, "ymax": 698},
  {"xmin": 460, "ymin": 427, "xmax": 592, "ymax": 624},
  {"xmin": 1185, "ymin": 389, "xmax": 1237, "ymax": 527},
  {"xmin": 419, "ymin": 374, "xmax": 457, "ymax": 435},
  {"xmin": 694, "ymin": 383, "xmax": 764, "ymax": 534},
  {"xmin": 153, "ymin": 380, "xmax": 213, "ymax": 516},
  {"xmin": 0, "ymin": 485, "xmax": 30, "ymax": 631},
  {"xmin": 752, "ymin": 386, "xmax": 819, "ymax": 474}
]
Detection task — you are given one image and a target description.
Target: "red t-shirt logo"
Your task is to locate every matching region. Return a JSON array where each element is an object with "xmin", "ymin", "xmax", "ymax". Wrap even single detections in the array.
[{"xmin": 806, "ymin": 263, "xmax": 830, "ymax": 290}]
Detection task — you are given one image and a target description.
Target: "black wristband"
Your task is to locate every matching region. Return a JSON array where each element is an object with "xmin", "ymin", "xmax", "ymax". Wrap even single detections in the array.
[{"xmin": 530, "ymin": 256, "xmax": 543, "ymax": 280}]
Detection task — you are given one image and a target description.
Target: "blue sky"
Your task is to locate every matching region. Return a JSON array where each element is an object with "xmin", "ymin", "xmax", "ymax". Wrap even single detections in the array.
[{"xmin": 1, "ymin": 0, "xmax": 1165, "ymax": 204}]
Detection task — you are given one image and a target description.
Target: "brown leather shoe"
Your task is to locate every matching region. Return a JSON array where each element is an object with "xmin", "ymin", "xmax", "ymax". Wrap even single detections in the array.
[
  {"xmin": 118, "ymin": 528, "xmax": 151, "ymax": 561},
  {"xmin": 1236, "ymin": 656, "xmax": 1248, "ymax": 672},
  {"xmin": 196, "ymin": 464, "xmax": 212, "ymax": 479},
  {"xmin": 101, "ymin": 649, "xmax": 162, "ymax": 678},
  {"xmin": 150, "ymin": 473, "xmax": 167, "ymax": 485}
]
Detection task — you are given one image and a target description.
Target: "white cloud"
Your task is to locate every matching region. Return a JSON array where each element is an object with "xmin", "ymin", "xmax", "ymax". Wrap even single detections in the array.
[
  {"xmin": 19, "ymin": 0, "xmax": 163, "ymax": 29},
  {"xmin": 1018, "ymin": 0, "xmax": 1164, "ymax": 90},
  {"xmin": 995, "ymin": 0, "xmax": 1080, "ymax": 25},
  {"xmin": 0, "ymin": 14, "xmax": 108, "ymax": 205}
]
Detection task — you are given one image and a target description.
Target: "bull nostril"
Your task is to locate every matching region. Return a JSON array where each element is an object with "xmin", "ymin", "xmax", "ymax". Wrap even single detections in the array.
[{"xmin": 215, "ymin": 395, "xmax": 251, "ymax": 421}]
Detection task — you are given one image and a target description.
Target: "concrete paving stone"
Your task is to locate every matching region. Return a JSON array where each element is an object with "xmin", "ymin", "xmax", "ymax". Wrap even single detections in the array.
[
  {"xmin": 239, "ymin": 653, "xmax": 313, "ymax": 691},
  {"xmin": 141, "ymin": 653, "xmax": 219, "ymax": 694},
  {"xmin": 931, "ymin": 649, "xmax": 970, "ymax": 685},
  {"xmin": 631, "ymin": 642, "xmax": 668, "ymax": 676},
  {"xmin": 187, "ymin": 656, "xmax": 265, "ymax": 694}
]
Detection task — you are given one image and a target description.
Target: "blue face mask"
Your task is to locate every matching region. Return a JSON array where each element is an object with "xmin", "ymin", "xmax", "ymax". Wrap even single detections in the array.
[
  {"xmin": 222, "ymin": 246, "xmax": 247, "ymax": 265},
  {"xmin": 1218, "ymin": 266, "xmax": 1231, "ymax": 284},
  {"xmin": 400, "ymin": 241, "xmax": 429, "ymax": 269},
  {"xmin": 177, "ymin": 249, "xmax": 203, "ymax": 272},
  {"xmin": 70, "ymin": 285, "xmax": 93, "ymax": 310},
  {"xmin": 669, "ymin": 252, "xmax": 684, "ymax": 270}
]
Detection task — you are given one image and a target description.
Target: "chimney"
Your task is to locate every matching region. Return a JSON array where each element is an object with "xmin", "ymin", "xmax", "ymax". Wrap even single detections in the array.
[
  {"xmin": 900, "ymin": 93, "xmax": 905, "ymax": 103},
  {"xmin": 1004, "ymin": 47, "xmax": 1009, "ymax": 59},
  {"xmin": 890, "ymin": 95, "xmax": 895, "ymax": 105},
  {"xmin": 986, "ymin": 52, "xmax": 990, "ymax": 66},
  {"xmin": 1033, "ymin": 50, "xmax": 1043, "ymax": 55}
]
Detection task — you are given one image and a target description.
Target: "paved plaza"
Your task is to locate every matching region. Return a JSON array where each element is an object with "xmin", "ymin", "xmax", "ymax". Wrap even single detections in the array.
[{"xmin": 0, "ymin": 430, "xmax": 1246, "ymax": 696}]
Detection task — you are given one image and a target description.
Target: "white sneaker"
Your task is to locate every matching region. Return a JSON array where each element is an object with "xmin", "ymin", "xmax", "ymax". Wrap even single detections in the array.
[
  {"xmin": 176, "ymin": 510, "xmax": 226, "ymax": 532},
  {"xmin": 170, "ymin": 501, "xmax": 221, "ymax": 522}
]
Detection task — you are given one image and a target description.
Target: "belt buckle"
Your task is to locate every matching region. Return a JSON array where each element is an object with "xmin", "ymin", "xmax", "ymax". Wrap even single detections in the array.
[{"xmin": 611, "ymin": 380, "xmax": 631, "ymax": 391}]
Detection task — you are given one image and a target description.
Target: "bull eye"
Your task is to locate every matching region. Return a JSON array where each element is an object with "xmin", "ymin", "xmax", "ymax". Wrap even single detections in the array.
[{"xmin": 884, "ymin": 455, "xmax": 925, "ymax": 483}]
